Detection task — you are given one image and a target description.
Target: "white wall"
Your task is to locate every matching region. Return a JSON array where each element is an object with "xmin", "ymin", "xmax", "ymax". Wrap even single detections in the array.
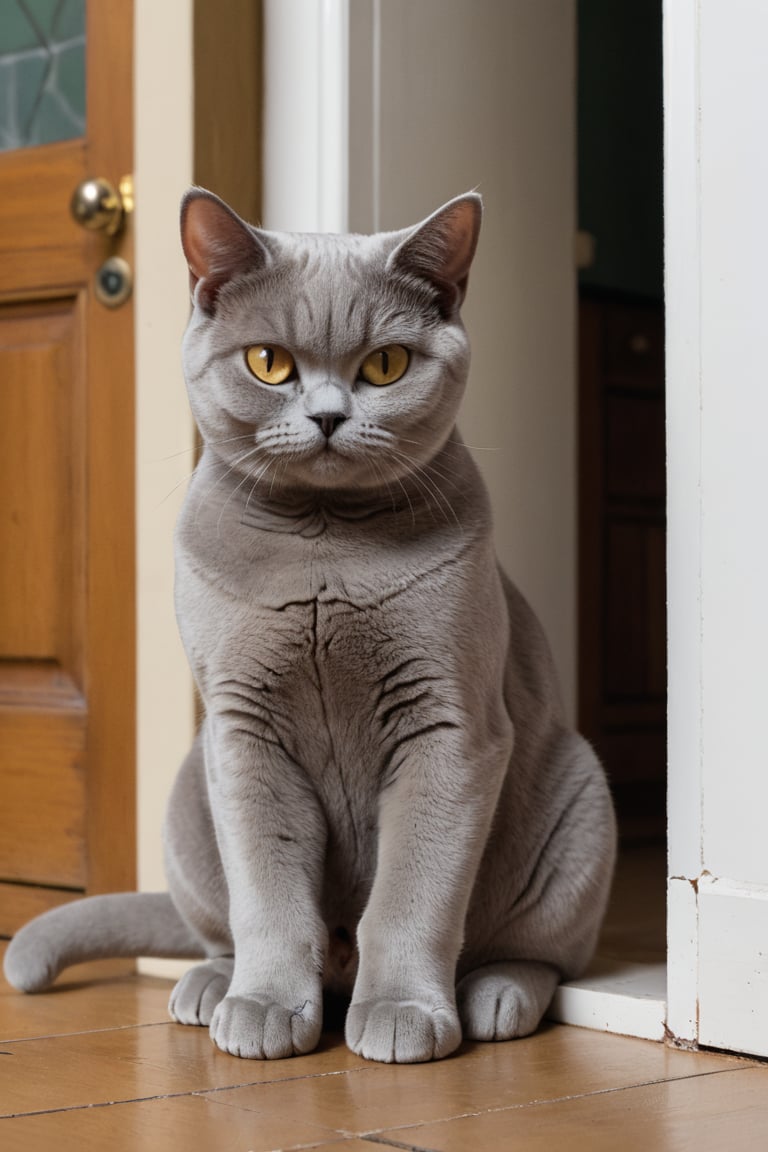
[
  {"xmin": 264, "ymin": 0, "xmax": 578, "ymax": 713},
  {"xmin": 134, "ymin": 0, "xmax": 196, "ymax": 918}
]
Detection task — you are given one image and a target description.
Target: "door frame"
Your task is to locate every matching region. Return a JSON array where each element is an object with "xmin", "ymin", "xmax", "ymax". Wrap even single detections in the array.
[{"xmin": 665, "ymin": 0, "xmax": 768, "ymax": 1056}]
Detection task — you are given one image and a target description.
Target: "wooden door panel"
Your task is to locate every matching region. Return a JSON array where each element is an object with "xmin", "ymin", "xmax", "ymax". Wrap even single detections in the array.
[
  {"xmin": 0, "ymin": 300, "xmax": 85, "ymax": 667},
  {"xmin": 0, "ymin": 708, "xmax": 86, "ymax": 887},
  {"xmin": 0, "ymin": 142, "xmax": 85, "ymax": 255},
  {"xmin": 0, "ymin": 3, "xmax": 135, "ymax": 937},
  {"xmin": 0, "ymin": 297, "xmax": 88, "ymax": 892}
]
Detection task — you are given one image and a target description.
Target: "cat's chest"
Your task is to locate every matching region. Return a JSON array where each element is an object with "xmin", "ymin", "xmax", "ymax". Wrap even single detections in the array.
[
  {"xmin": 180, "ymin": 541, "xmax": 456, "ymax": 768},
  {"xmin": 208, "ymin": 582, "xmax": 434, "ymax": 727},
  {"xmin": 178, "ymin": 511, "xmax": 450, "ymax": 667}
]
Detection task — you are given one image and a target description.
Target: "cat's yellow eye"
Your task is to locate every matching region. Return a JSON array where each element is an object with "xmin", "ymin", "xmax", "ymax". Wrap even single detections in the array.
[
  {"xmin": 245, "ymin": 344, "xmax": 295, "ymax": 385},
  {"xmin": 360, "ymin": 344, "xmax": 410, "ymax": 387}
]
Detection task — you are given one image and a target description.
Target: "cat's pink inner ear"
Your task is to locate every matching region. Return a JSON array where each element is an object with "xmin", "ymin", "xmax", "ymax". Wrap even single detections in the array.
[
  {"xmin": 388, "ymin": 194, "xmax": 482, "ymax": 311},
  {"xmin": 180, "ymin": 189, "xmax": 268, "ymax": 312}
]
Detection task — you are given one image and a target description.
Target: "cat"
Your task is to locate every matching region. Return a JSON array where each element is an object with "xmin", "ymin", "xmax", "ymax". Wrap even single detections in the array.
[{"xmin": 4, "ymin": 189, "xmax": 616, "ymax": 1064}]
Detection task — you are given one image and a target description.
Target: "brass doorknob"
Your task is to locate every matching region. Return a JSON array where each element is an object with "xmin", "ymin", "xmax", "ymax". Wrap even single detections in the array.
[{"xmin": 70, "ymin": 175, "xmax": 134, "ymax": 236}]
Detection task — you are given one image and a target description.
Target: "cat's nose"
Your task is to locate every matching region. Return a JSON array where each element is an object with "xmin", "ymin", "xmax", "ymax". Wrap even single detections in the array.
[{"xmin": 309, "ymin": 413, "xmax": 347, "ymax": 439}]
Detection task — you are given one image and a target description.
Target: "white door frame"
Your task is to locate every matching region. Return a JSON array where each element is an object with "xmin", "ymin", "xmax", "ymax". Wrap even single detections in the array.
[{"xmin": 666, "ymin": 0, "xmax": 768, "ymax": 1056}]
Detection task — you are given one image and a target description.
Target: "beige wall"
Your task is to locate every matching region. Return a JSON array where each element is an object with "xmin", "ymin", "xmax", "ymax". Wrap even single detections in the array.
[{"xmin": 134, "ymin": 0, "xmax": 196, "ymax": 917}]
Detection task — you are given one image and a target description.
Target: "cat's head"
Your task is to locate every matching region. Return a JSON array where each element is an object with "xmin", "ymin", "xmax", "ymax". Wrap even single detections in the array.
[{"xmin": 180, "ymin": 189, "xmax": 481, "ymax": 496}]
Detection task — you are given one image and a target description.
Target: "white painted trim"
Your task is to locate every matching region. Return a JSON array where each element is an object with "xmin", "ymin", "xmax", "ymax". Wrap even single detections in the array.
[
  {"xmin": 698, "ymin": 878, "xmax": 768, "ymax": 1057},
  {"xmin": 663, "ymin": 0, "xmax": 703, "ymax": 1047},
  {"xmin": 262, "ymin": 0, "xmax": 349, "ymax": 232},
  {"xmin": 664, "ymin": 0, "xmax": 704, "ymax": 883},
  {"xmin": 666, "ymin": 878, "xmax": 698, "ymax": 1043},
  {"xmin": 664, "ymin": 0, "xmax": 768, "ymax": 1056},
  {"xmin": 550, "ymin": 962, "xmax": 667, "ymax": 1043}
]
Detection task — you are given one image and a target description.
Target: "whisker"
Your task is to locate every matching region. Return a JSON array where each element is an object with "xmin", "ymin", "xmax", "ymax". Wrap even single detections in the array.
[
  {"xmin": 417, "ymin": 457, "xmax": 462, "ymax": 489},
  {"xmin": 158, "ymin": 432, "xmax": 256, "ymax": 462},
  {"xmin": 389, "ymin": 448, "xmax": 462, "ymax": 531},
  {"xmin": 369, "ymin": 457, "xmax": 398, "ymax": 518},
  {"xmin": 399, "ymin": 434, "xmax": 500, "ymax": 454},
  {"xmin": 215, "ymin": 451, "xmax": 269, "ymax": 536},
  {"xmin": 387, "ymin": 450, "xmax": 442, "ymax": 528},
  {"xmin": 244, "ymin": 456, "xmax": 277, "ymax": 516},
  {"xmin": 447, "ymin": 437, "xmax": 500, "ymax": 453},
  {"xmin": 158, "ymin": 467, "xmax": 197, "ymax": 506},
  {"xmin": 383, "ymin": 461, "xmax": 416, "ymax": 527},
  {"xmin": 194, "ymin": 444, "xmax": 265, "ymax": 528},
  {"xmin": 268, "ymin": 455, "xmax": 286, "ymax": 498}
]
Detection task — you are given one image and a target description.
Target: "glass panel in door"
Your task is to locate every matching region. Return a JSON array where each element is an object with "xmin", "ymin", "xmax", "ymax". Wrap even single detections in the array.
[{"xmin": 0, "ymin": 0, "xmax": 85, "ymax": 151}]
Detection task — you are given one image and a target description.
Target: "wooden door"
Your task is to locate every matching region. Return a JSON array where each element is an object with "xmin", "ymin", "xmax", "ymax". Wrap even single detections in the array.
[{"xmin": 0, "ymin": 2, "xmax": 135, "ymax": 935}]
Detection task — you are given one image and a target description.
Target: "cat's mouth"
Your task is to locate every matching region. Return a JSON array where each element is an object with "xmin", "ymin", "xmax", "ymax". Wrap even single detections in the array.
[
  {"xmin": 270, "ymin": 435, "xmax": 382, "ymax": 491},
  {"xmin": 311, "ymin": 442, "xmax": 349, "ymax": 468}
]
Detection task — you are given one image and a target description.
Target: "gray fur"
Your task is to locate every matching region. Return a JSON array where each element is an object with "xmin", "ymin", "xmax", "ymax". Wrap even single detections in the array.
[{"xmin": 4, "ymin": 190, "xmax": 616, "ymax": 1063}]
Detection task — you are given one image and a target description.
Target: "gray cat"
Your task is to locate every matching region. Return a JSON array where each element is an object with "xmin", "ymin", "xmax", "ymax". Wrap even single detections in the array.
[{"xmin": 4, "ymin": 190, "xmax": 616, "ymax": 1063}]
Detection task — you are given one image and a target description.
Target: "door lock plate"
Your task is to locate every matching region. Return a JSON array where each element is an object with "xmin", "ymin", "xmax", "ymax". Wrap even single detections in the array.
[{"xmin": 94, "ymin": 256, "xmax": 132, "ymax": 308}]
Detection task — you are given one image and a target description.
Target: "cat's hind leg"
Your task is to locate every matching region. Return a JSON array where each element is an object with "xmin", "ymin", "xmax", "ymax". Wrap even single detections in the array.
[
  {"xmin": 169, "ymin": 957, "xmax": 234, "ymax": 1026},
  {"xmin": 459, "ymin": 730, "xmax": 616, "ymax": 1044},
  {"xmin": 456, "ymin": 960, "xmax": 559, "ymax": 1041}
]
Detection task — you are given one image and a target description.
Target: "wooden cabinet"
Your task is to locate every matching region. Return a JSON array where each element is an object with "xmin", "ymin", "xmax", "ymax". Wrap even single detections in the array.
[{"xmin": 578, "ymin": 294, "xmax": 666, "ymax": 838}]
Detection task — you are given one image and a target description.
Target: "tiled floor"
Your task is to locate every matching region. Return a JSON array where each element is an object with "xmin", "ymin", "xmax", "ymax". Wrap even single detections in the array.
[{"xmin": 2, "ymin": 941, "xmax": 768, "ymax": 1151}]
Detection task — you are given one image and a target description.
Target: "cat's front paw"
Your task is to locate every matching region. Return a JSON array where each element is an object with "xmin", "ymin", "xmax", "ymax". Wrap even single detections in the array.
[
  {"xmin": 456, "ymin": 960, "xmax": 559, "ymax": 1041},
  {"xmin": 209, "ymin": 992, "xmax": 322, "ymax": 1059},
  {"xmin": 345, "ymin": 998, "xmax": 461, "ymax": 1063},
  {"xmin": 169, "ymin": 957, "xmax": 234, "ymax": 1027}
]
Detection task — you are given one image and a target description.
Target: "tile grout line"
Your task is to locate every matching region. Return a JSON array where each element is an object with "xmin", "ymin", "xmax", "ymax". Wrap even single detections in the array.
[
  {"xmin": 1, "ymin": 1032, "xmax": 764, "ymax": 1125},
  {"xmin": 4, "ymin": 1057, "xmax": 757, "ymax": 1124},
  {"xmin": 0, "ymin": 1017, "xmax": 176, "ymax": 1046},
  {"xmin": 191, "ymin": 1063, "xmax": 378, "ymax": 1105},
  {"xmin": 350, "ymin": 1064, "xmax": 768, "ymax": 1139},
  {"xmin": 359, "ymin": 1136, "xmax": 436, "ymax": 1152},
  {"xmin": 0, "ymin": 1063, "xmax": 375, "ymax": 1121},
  {"xmin": 315, "ymin": 1067, "xmax": 768, "ymax": 1152}
]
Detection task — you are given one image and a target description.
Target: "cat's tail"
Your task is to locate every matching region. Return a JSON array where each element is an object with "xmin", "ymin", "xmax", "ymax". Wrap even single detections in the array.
[{"xmin": 3, "ymin": 893, "xmax": 205, "ymax": 993}]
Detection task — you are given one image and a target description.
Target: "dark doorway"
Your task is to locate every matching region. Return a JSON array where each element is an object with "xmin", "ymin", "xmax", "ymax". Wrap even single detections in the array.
[{"xmin": 577, "ymin": 1, "xmax": 665, "ymax": 843}]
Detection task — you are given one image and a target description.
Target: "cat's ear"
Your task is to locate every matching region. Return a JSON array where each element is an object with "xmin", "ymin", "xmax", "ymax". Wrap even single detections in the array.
[
  {"xmin": 387, "ymin": 193, "xmax": 482, "ymax": 315},
  {"xmin": 180, "ymin": 188, "xmax": 271, "ymax": 315}
]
